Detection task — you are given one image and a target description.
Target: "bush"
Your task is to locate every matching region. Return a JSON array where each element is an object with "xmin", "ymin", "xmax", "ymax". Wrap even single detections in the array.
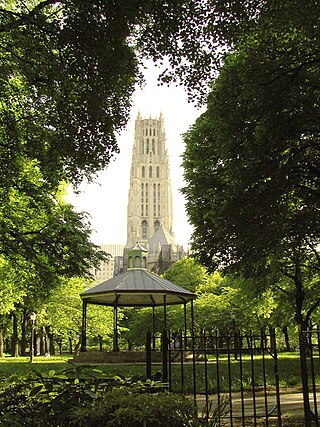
[{"xmin": 0, "ymin": 367, "xmax": 198, "ymax": 426}]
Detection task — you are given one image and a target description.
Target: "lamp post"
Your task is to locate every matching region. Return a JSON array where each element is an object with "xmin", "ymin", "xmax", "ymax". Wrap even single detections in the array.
[{"xmin": 29, "ymin": 312, "xmax": 36, "ymax": 363}]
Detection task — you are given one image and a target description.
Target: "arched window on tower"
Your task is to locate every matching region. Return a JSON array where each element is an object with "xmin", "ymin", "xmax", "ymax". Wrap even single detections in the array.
[
  {"xmin": 152, "ymin": 139, "xmax": 155, "ymax": 154},
  {"xmin": 142, "ymin": 140, "xmax": 144, "ymax": 154},
  {"xmin": 142, "ymin": 220, "xmax": 148, "ymax": 240},
  {"xmin": 149, "ymin": 166, "xmax": 152, "ymax": 178},
  {"xmin": 156, "ymin": 166, "xmax": 160, "ymax": 178},
  {"xmin": 141, "ymin": 183, "xmax": 144, "ymax": 216},
  {"xmin": 149, "ymin": 128, "xmax": 152, "ymax": 136},
  {"xmin": 146, "ymin": 139, "xmax": 149, "ymax": 154},
  {"xmin": 142, "ymin": 166, "xmax": 145, "ymax": 178},
  {"xmin": 153, "ymin": 184, "xmax": 156, "ymax": 217},
  {"xmin": 145, "ymin": 184, "xmax": 148, "ymax": 216},
  {"xmin": 158, "ymin": 184, "xmax": 161, "ymax": 216},
  {"xmin": 154, "ymin": 220, "xmax": 160, "ymax": 233},
  {"xmin": 153, "ymin": 128, "xmax": 155, "ymax": 136}
]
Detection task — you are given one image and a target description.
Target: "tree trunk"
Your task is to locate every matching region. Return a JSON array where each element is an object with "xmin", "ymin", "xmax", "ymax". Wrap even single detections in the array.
[
  {"xmin": 46, "ymin": 328, "xmax": 55, "ymax": 356},
  {"xmin": 269, "ymin": 326, "xmax": 276, "ymax": 350},
  {"xmin": 11, "ymin": 313, "xmax": 19, "ymax": 357},
  {"xmin": 68, "ymin": 337, "xmax": 73, "ymax": 354},
  {"xmin": 0, "ymin": 328, "xmax": 3, "ymax": 358},
  {"xmin": 40, "ymin": 326, "xmax": 48, "ymax": 355},
  {"xmin": 0, "ymin": 316, "xmax": 5, "ymax": 357},
  {"xmin": 99, "ymin": 336, "xmax": 103, "ymax": 352},
  {"xmin": 282, "ymin": 325, "xmax": 290, "ymax": 352},
  {"xmin": 20, "ymin": 312, "xmax": 28, "ymax": 356},
  {"xmin": 5, "ymin": 338, "xmax": 10, "ymax": 354},
  {"xmin": 294, "ymin": 266, "xmax": 313, "ymax": 427},
  {"xmin": 57, "ymin": 339, "xmax": 62, "ymax": 355}
]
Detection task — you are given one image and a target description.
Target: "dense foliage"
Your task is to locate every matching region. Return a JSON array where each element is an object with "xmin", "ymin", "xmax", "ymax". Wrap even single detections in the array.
[
  {"xmin": 0, "ymin": 368, "xmax": 199, "ymax": 427},
  {"xmin": 182, "ymin": 0, "xmax": 320, "ymax": 327}
]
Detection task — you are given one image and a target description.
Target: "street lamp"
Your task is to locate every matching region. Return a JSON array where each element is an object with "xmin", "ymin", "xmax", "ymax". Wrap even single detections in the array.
[{"xmin": 29, "ymin": 312, "xmax": 37, "ymax": 363}]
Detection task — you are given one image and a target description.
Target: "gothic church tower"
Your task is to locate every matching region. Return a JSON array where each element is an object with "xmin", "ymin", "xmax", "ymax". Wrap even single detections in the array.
[{"xmin": 126, "ymin": 113, "xmax": 173, "ymax": 247}]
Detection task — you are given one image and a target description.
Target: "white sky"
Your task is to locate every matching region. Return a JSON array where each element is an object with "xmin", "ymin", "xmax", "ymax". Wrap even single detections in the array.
[{"xmin": 67, "ymin": 63, "xmax": 203, "ymax": 248}]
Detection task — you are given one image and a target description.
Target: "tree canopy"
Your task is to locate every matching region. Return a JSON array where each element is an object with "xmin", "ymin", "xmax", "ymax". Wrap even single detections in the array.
[
  {"xmin": 182, "ymin": 0, "xmax": 320, "ymax": 326},
  {"xmin": 1, "ymin": 0, "xmax": 298, "ymax": 189}
]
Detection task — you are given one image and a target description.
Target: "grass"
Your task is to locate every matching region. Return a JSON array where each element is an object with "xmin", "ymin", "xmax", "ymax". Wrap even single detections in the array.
[
  {"xmin": 1, "ymin": 351, "xmax": 318, "ymax": 394},
  {"xmin": 0, "ymin": 354, "xmax": 70, "ymax": 378}
]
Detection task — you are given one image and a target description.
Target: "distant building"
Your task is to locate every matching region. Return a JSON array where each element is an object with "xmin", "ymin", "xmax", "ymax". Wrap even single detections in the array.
[
  {"xmin": 92, "ymin": 113, "xmax": 185, "ymax": 281},
  {"xmin": 125, "ymin": 113, "xmax": 185, "ymax": 274},
  {"xmin": 92, "ymin": 244, "xmax": 125, "ymax": 282}
]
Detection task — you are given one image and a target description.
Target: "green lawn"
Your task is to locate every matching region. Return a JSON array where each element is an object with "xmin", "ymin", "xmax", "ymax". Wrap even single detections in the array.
[
  {"xmin": 0, "ymin": 354, "xmax": 71, "ymax": 377},
  {"xmin": 0, "ymin": 352, "xmax": 317, "ymax": 393}
]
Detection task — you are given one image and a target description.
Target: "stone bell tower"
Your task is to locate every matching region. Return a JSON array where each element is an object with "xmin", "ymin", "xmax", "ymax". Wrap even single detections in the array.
[{"xmin": 126, "ymin": 113, "xmax": 173, "ymax": 247}]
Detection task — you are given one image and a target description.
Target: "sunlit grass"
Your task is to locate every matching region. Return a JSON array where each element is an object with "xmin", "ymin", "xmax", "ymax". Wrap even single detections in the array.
[
  {"xmin": 0, "ymin": 354, "xmax": 70, "ymax": 377},
  {"xmin": 1, "ymin": 351, "xmax": 319, "ymax": 393}
]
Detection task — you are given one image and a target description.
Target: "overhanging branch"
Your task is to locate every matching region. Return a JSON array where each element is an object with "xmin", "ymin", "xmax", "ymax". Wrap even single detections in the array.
[
  {"xmin": 0, "ymin": 0, "xmax": 58, "ymax": 33},
  {"xmin": 306, "ymin": 296, "xmax": 320, "ymax": 322}
]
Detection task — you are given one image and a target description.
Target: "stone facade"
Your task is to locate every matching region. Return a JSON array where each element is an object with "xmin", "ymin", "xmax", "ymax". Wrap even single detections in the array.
[
  {"xmin": 126, "ymin": 112, "xmax": 173, "ymax": 247},
  {"xmin": 125, "ymin": 113, "xmax": 184, "ymax": 273}
]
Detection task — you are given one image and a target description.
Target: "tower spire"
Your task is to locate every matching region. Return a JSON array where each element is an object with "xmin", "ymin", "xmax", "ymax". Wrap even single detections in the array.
[{"xmin": 126, "ymin": 113, "xmax": 173, "ymax": 247}]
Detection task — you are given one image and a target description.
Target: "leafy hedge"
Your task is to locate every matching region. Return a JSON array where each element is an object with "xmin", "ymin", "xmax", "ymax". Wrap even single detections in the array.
[{"xmin": 0, "ymin": 367, "xmax": 199, "ymax": 426}]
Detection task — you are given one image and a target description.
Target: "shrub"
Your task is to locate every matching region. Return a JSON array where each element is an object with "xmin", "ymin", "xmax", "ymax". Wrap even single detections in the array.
[{"xmin": 0, "ymin": 368, "xmax": 198, "ymax": 426}]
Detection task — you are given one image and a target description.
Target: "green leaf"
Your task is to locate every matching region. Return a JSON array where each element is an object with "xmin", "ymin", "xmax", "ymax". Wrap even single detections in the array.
[{"xmin": 29, "ymin": 385, "xmax": 43, "ymax": 396}]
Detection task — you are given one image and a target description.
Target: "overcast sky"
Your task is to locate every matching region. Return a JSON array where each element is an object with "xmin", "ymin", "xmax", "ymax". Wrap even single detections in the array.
[{"xmin": 67, "ymin": 63, "xmax": 203, "ymax": 248}]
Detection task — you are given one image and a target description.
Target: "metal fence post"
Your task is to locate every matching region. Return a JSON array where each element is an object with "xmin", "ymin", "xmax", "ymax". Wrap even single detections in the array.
[
  {"xmin": 146, "ymin": 329, "xmax": 152, "ymax": 379},
  {"xmin": 162, "ymin": 329, "xmax": 168, "ymax": 383}
]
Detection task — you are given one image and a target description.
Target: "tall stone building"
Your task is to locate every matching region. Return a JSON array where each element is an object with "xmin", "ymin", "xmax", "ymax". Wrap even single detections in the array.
[{"xmin": 126, "ymin": 113, "xmax": 184, "ymax": 273}]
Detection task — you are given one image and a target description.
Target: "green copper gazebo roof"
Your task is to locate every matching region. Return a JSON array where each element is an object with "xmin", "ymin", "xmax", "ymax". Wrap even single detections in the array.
[{"xmin": 81, "ymin": 268, "xmax": 195, "ymax": 307}]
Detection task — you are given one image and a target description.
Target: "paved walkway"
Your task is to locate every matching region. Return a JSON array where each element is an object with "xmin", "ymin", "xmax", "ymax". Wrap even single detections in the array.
[{"xmin": 196, "ymin": 391, "xmax": 319, "ymax": 417}]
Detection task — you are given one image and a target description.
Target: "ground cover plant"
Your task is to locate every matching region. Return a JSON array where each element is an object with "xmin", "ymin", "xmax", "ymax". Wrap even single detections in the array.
[{"xmin": 0, "ymin": 366, "xmax": 201, "ymax": 427}]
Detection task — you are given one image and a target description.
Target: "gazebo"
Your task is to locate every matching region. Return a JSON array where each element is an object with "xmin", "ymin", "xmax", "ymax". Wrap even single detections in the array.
[{"xmin": 78, "ymin": 243, "xmax": 196, "ymax": 361}]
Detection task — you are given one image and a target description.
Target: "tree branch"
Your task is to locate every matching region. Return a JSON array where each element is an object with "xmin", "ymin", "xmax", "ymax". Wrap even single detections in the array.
[
  {"xmin": 275, "ymin": 284, "xmax": 289, "ymax": 295},
  {"xmin": 306, "ymin": 296, "xmax": 320, "ymax": 322},
  {"xmin": 307, "ymin": 241, "xmax": 320, "ymax": 268},
  {"xmin": 0, "ymin": 0, "xmax": 58, "ymax": 33}
]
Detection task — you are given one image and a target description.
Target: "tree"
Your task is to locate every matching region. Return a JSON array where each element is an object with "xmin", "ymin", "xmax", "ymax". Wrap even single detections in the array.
[
  {"xmin": 162, "ymin": 258, "xmax": 211, "ymax": 293},
  {"xmin": 37, "ymin": 277, "xmax": 114, "ymax": 354},
  {"xmin": 0, "ymin": 0, "xmax": 242, "ymax": 306},
  {"xmin": 182, "ymin": 2, "xmax": 320, "ymax": 421},
  {"xmin": 0, "ymin": 167, "xmax": 107, "ymax": 356},
  {"xmin": 182, "ymin": 3, "xmax": 320, "ymax": 320},
  {"xmin": 0, "ymin": 162, "xmax": 106, "ymax": 285},
  {"xmin": 1, "ymin": 0, "xmax": 297, "ymax": 189}
]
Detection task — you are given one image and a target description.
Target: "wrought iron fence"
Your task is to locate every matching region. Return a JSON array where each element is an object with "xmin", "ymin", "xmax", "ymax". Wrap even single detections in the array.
[{"xmin": 146, "ymin": 325, "xmax": 320, "ymax": 426}]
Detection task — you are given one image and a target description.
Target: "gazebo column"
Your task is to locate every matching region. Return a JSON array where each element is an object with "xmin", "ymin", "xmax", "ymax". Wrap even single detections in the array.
[
  {"xmin": 80, "ymin": 300, "xmax": 87, "ymax": 352},
  {"xmin": 191, "ymin": 299, "xmax": 195, "ymax": 334},
  {"xmin": 152, "ymin": 304, "xmax": 156, "ymax": 350},
  {"xmin": 183, "ymin": 300, "xmax": 188, "ymax": 349},
  {"xmin": 163, "ymin": 294, "xmax": 167, "ymax": 331},
  {"xmin": 113, "ymin": 296, "xmax": 119, "ymax": 351}
]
